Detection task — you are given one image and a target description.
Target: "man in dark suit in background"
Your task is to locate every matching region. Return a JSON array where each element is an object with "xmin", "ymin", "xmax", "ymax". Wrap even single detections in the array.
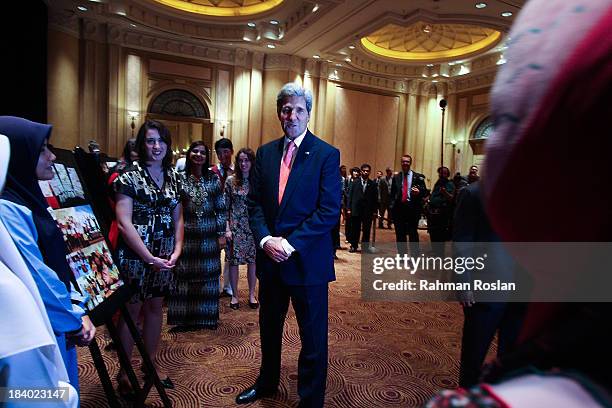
[
  {"xmin": 389, "ymin": 154, "xmax": 428, "ymax": 254},
  {"xmin": 238, "ymin": 83, "xmax": 341, "ymax": 407},
  {"xmin": 346, "ymin": 163, "xmax": 378, "ymax": 253},
  {"xmin": 378, "ymin": 167, "xmax": 393, "ymax": 229},
  {"xmin": 453, "ymin": 182, "xmax": 526, "ymax": 388}
]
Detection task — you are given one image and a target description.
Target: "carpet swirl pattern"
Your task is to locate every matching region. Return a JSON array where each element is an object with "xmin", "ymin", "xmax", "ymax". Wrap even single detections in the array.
[{"xmin": 79, "ymin": 230, "xmax": 475, "ymax": 407}]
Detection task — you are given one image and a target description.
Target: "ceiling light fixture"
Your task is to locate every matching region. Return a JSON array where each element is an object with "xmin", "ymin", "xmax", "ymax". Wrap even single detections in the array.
[
  {"xmin": 312, "ymin": 4, "xmax": 320, "ymax": 13},
  {"xmin": 475, "ymin": 3, "xmax": 487, "ymax": 9},
  {"xmin": 247, "ymin": 22, "xmax": 256, "ymax": 27},
  {"xmin": 501, "ymin": 11, "xmax": 513, "ymax": 17},
  {"xmin": 348, "ymin": 45, "xmax": 355, "ymax": 50},
  {"xmin": 313, "ymin": 55, "xmax": 320, "ymax": 59},
  {"xmin": 335, "ymin": 63, "xmax": 342, "ymax": 67},
  {"xmin": 267, "ymin": 43, "xmax": 276, "ymax": 49},
  {"xmin": 422, "ymin": 24, "xmax": 432, "ymax": 34},
  {"xmin": 426, "ymin": 64, "xmax": 434, "ymax": 67},
  {"xmin": 270, "ymin": 20, "xmax": 279, "ymax": 25},
  {"xmin": 77, "ymin": 5, "xmax": 88, "ymax": 11},
  {"xmin": 344, "ymin": 58, "xmax": 351, "ymax": 62},
  {"xmin": 130, "ymin": 23, "xmax": 137, "ymax": 28}
]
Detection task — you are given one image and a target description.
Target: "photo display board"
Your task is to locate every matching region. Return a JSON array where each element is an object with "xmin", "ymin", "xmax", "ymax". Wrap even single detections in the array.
[{"xmin": 39, "ymin": 148, "xmax": 124, "ymax": 312}]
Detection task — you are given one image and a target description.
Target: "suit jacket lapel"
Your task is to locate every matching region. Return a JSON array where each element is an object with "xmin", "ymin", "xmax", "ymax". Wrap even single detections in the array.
[{"xmin": 278, "ymin": 131, "xmax": 315, "ymax": 216}]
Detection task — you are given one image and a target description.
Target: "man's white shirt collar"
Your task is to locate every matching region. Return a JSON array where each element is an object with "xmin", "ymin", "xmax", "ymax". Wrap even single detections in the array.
[{"xmin": 284, "ymin": 129, "xmax": 307, "ymax": 149}]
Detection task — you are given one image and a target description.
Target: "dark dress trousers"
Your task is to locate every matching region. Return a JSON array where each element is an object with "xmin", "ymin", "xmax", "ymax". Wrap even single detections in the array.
[
  {"xmin": 389, "ymin": 170, "xmax": 428, "ymax": 254},
  {"xmin": 248, "ymin": 130, "xmax": 341, "ymax": 407}
]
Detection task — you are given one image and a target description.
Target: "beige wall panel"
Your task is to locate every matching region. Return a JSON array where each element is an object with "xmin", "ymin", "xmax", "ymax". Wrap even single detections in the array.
[
  {"xmin": 352, "ymin": 89, "xmax": 378, "ymax": 168},
  {"xmin": 332, "ymin": 87, "xmax": 360, "ymax": 167},
  {"xmin": 247, "ymin": 68, "xmax": 263, "ymax": 149},
  {"xmin": 472, "ymin": 93, "xmax": 489, "ymax": 106},
  {"xmin": 47, "ymin": 29, "xmax": 79, "ymax": 150},
  {"xmin": 261, "ymin": 70, "xmax": 290, "ymax": 144},
  {"xmin": 149, "ymin": 59, "xmax": 211, "ymax": 80},
  {"xmin": 333, "ymin": 87, "xmax": 398, "ymax": 172},
  {"xmin": 375, "ymin": 95, "xmax": 399, "ymax": 173}
]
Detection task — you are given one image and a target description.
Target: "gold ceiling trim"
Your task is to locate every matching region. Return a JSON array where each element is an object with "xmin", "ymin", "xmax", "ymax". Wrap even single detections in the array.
[
  {"xmin": 361, "ymin": 23, "xmax": 502, "ymax": 62},
  {"xmin": 151, "ymin": 0, "xmax": 284, "ymax": 17}
]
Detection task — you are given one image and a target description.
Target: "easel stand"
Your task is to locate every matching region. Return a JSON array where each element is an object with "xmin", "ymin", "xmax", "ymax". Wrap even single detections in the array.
[{"xmin": 88, "ymin": 305, "xmax": 172, "ymax": 407}]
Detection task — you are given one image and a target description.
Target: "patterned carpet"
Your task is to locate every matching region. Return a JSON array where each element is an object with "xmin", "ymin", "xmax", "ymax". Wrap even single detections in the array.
[{"xmin": 79, "ymin": 228, "xmax": 474, "ymax": 407}]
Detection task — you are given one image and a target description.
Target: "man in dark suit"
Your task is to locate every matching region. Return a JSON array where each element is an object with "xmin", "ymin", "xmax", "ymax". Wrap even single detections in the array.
[
  {"xmin": 238, "ymin": 83, "xmax": 341, "ymax": 407},
  {"xmin": 346, "ymin": 163, "xmax": 378, "ymax": 252},
  {"xmin": 389, "ymin": 154, "xmax": 428, "ymax": 254},
  {"xmin": 378, "ymin": 167, "xmax": 393, "ymax": 228},
  {"xmin": 453, "ymin": 182, "xmax": 526, "ymax": 387}
]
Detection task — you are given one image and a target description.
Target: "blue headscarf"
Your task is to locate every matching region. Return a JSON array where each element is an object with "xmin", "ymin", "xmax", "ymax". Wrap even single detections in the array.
[{"xmin": 0, "ymin": 116, "xmax": 77, "ymax": 291}]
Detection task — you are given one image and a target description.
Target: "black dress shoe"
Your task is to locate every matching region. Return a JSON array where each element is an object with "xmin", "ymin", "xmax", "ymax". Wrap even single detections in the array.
[
  {"xmin": 249, "ymin": 301, "xmax": 259, "ymax": 309},
  {"xmin": 235, "ymin": 386, "xmax": 275, "ymax": 404},
  {"xmin": 230, "ymin": 301, "xmax": 240, "ymax": 310}
]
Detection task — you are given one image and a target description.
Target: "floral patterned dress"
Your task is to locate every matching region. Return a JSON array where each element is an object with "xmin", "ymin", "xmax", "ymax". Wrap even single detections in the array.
[
  {"xmin": 224, "ymin": 175, "xmax": 256, "ymax": 265},
  {"xmin": 167, "ymin": 172, "xmax": 226, "ymax": 328},
  {"xmin": 113, "ymin": 162, "xmax": 181, "ymax": 303}
]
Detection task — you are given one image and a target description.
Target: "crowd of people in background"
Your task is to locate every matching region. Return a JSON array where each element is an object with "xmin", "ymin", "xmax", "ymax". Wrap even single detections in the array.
[{"xmin": 338, "ymin": 157, "xmax": 480, "ymax": 256}]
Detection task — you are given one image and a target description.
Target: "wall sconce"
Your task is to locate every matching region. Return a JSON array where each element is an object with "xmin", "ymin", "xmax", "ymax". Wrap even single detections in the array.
[{"xmin": 127, "ymin": 111, "xmax": 139, "ymax": 137}]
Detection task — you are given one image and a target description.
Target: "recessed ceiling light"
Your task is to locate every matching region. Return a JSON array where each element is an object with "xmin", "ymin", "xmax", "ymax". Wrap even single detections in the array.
[
  {"xmin": 344, "ymin": 58, "xmax": 351, "ymax": 62},
  {"xmin": 335, "ymin": 63, "xmax": 342, "ymax": 67},
  {"xmin": 313, "ymin": 55, "xmax": 320, "ymax": 59},
  {"xmin": 501, "ymin": 11, "xmax": 513, "ymax": 17},
  {"xmin": 130, "ymin": 23, "xmax": 137, "ymax": 28},
  {"xmin": 270, "ymin": 20, "xmax": 279, "ymax": 25},
  {"xmin": 426, "ymin": 63, "xmax": 434, "ymax": 67},
  {"xmin": 312, "ymin": 4, "xmax": 320, "ymax": 13},
  {"xmin": 267, "ymin": 44, "xmax": 276, "ymax": 49},
  {"xmin": 326, "ymin": 59, "xmax": 333, "ymax": 63},
  {"xmin": 247, "ymin": 22, "xmax": 256, "ymax": 28},
  {"xmin": 348, "ymin": 45, "xmax": 355, "ymax": 50},
  {"xmin": 432, "ymin": 80, "xmax": 439, "ymax": 83},
  {"xmin": 475, "ymin": 3, "xmax": 487, "ymax": 9},
  {"xmin": 116, "ymin": 10, "xmax": 127, "ymax": 16},
  {"xmin": 77, "ymin": 5, "xmax": 88, "ymax": 11}
]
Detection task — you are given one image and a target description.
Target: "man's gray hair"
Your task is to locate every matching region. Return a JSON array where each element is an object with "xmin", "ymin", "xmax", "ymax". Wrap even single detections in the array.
[{"xmin": 276, "ymin": 83, "xmax": 313, "ymax": 114}]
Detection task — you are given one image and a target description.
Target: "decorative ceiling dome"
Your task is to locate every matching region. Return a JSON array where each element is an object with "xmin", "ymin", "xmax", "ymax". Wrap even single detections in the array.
[
  {"xmin": 151, "ymin": 0, "xmax": 284, "ymax": 17},
  {"xmin": 360, "ymin": 22, "xmax": 501, "ymax": 63}
]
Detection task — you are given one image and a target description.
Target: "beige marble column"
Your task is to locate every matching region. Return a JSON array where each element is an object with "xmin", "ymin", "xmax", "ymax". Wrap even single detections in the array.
[
  {"xmin": 79, "ymin": 20, "xmax": 110, "ymax": 152},
  {"xmin": 231, "ymin": 49, "xmax": 251, "ymax": 151},
  {"xmin": 247, "ymin": 51, "xmax": 264, "ymax": 149},
  {"xmin": 47, "ymin": 28, "xmax": 80, "ymax": 150}
]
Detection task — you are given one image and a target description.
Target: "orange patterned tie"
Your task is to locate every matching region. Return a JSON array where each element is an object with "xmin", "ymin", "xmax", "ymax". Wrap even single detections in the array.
[{"xmin": 278, "ymin": 140, "xmax": 296, "ymax": 204}]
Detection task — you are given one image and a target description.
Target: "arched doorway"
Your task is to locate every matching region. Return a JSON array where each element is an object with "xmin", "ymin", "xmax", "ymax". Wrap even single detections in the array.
[
  {"xmin": 147, "ymin": 89, "xmax": 213, "ymax": 155},
  {"xmin": 468, "ymin": 115, "xmax": 493, "ymax": 169}
]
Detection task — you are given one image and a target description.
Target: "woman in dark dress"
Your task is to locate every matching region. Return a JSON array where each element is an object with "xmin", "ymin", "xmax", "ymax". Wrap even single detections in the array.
[
  {"xmin": 114, "ymin": 120, "xmax": 183, "ymax": 393},
  {"xmin": 167, "ymin": 141, "xmax": 226, "ymax": 330}
]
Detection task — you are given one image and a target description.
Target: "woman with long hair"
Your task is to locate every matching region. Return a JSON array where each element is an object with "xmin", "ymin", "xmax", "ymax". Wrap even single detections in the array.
[
  {"xmin": 167, "ymin": 141, "xmax": 226, "ymax": 330},
  {"xmin": 113, "ymin": 120, "xmax": 183, "ymax": 394},
  {"xmin": 224, "ymin": 148, "xmax": 257, "ymax": 309}
]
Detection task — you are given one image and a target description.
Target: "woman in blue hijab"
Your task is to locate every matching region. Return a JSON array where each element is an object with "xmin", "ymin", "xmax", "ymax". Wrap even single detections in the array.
[{"xmin": 0, "ymin": 116, "xmax": 96, "ymax": 392}]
